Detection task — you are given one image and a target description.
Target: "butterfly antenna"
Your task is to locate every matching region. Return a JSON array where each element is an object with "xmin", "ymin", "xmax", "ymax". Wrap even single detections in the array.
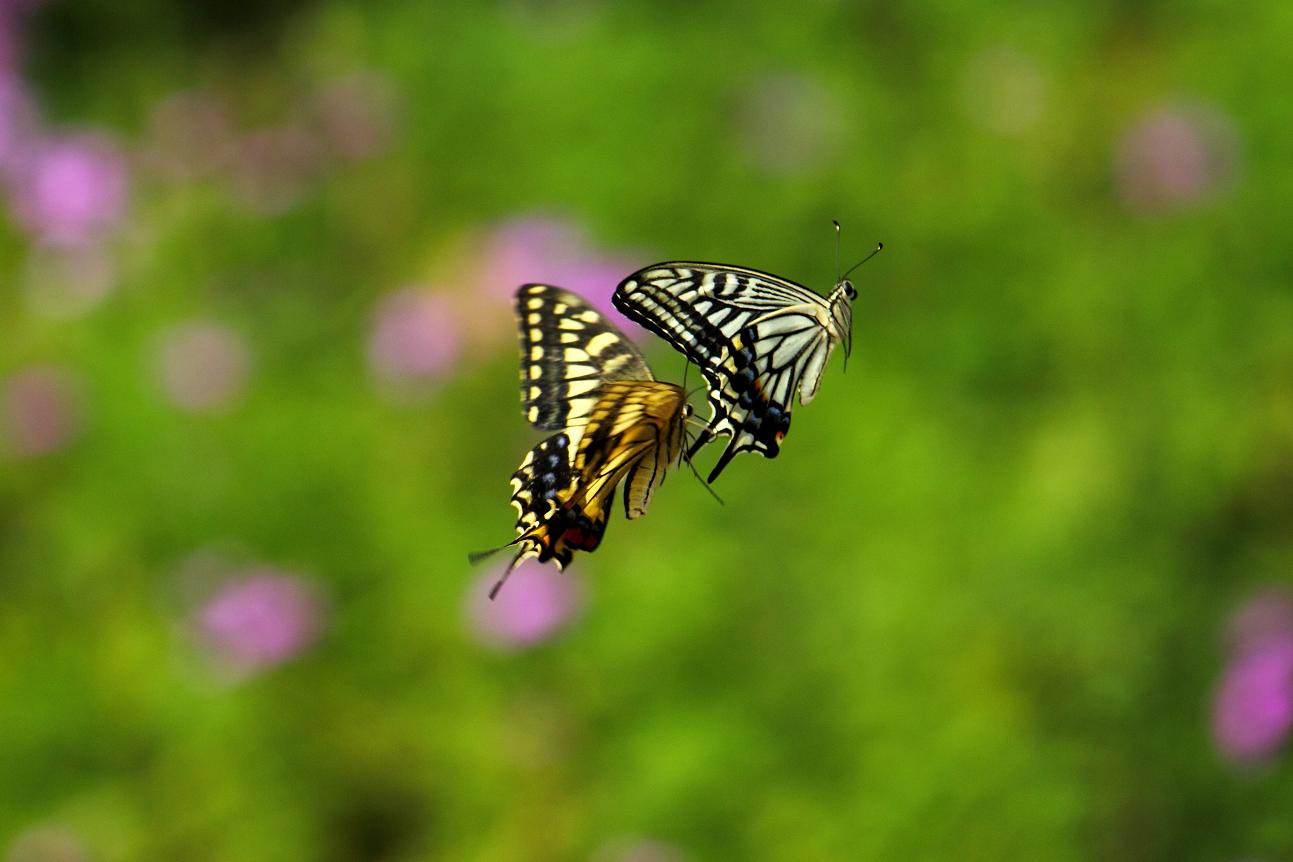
[
  {"xmin": 833, "ymin": 219, "xmax": 842, "ymax": 284},
  {"xmin": 682, "ymin": 428, "xmax": 724, "ymax": 506},
  {"xmin": 842, "ymin": 241, "xmax": 884, "ymax": 281},
  {"xmin": 683, "ymin": 365, "xmax": 708, "ymax": 412}
]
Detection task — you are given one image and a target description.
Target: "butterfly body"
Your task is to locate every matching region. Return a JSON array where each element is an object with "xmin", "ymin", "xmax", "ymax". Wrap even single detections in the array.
[
  {"xmin": 475, "ymin": 285, "xmax": 693, "ymax": 596},
  {"xmin": 614, "ymin": 263, "xmax": 857, "ymax": 482}
]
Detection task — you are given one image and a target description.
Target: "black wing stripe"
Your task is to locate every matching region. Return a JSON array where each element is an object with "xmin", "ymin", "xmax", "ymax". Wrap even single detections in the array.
[
  {"xmin": 492, "ymin": 288, "xmax": 692, "ymax": 588},
  {"xmin": 616, "ymin": 262, "xmax": 849, "ymax": 481},
  {"xmin": 516, "ymin": 284, "xmax": 651, "ymax": 431},
  {"xmin": 502, "ymin": 431, "xmax": 578, "ymax": 570}
]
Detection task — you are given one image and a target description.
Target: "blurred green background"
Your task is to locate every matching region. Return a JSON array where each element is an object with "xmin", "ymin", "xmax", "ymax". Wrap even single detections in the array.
[{"xmin": 3, "ymin": 1, "xmax": 1292, "ymax": 860}]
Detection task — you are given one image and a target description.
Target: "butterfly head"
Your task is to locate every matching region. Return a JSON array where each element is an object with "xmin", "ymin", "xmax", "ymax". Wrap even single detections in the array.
[
  {"xmin": 828, "ymin": 281, "xmax": 856, "ymax": 359},
  {"xmin": 831, "ymin": 239, "xmax": 882, "ymax": 361}
]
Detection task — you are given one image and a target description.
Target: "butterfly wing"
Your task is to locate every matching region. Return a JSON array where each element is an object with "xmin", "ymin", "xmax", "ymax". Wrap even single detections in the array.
[
  {"xmin": 516, "ymin": 284, "xmax": 652, "ymax": 438},
  {"xmin": 568, "ymin": 381, "xmax": 690, "ymax": 521},
  {"xmin": 490, "ymin": 382, "xmax": 685, "ymax": 589},
  {"xmin": 614, "ymin": 263, "xmax": 838, "ymax": 481},
  {"xmin": 484, "ymin": 289, "xmax": 689, "ymax": 596},
  {"xmin": 502, "ymin": 431, "xmax": 579, "ymax": 566}
]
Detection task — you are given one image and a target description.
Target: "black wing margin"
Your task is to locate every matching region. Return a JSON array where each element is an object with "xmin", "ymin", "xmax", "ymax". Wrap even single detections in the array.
[{"xmin": 516, "ymin": 283, "xmax": 651, "ymax": 431}]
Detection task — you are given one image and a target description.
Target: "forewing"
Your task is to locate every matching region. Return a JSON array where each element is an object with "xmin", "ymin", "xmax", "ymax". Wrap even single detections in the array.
[
  {"xmin": 516, "ymin": 283, "xmax": 652, "ymax": 432},
  {"xmin": 614, "ymin": 264, "xmax": 835, "ymax": 481}
]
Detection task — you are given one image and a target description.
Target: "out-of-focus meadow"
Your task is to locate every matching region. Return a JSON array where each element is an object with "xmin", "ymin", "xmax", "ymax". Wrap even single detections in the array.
[{"xmin": 2, "ymin": 1, "xmax": 1292, "ymax": 859}]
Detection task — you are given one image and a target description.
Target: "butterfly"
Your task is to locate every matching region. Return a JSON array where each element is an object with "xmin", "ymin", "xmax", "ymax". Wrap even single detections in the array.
[
  {"xmin": 471, "ymin": 284, "xmax": 694, "ymax": 598},
  {"xmin": 612, "ymin": 241, "xmax": 881, "ymax": 483}
]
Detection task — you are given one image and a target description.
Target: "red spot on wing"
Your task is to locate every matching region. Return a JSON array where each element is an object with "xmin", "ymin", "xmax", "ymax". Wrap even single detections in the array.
[{"xmin": 562, "ymin": 526, "xmax": 601, "ymax": 551}]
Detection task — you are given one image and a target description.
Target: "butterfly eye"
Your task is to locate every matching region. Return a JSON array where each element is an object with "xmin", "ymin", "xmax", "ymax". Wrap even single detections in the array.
[{"xmin": 842, "ymin": 280, "xmax": 857, "ymax": 301}]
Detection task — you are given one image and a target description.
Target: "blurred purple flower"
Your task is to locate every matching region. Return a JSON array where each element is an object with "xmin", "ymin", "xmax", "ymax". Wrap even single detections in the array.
[
  {"xmin": 309, "ymin": 72, "xmax": 400, "ymax": 162},
  {"xmin": 2, "ymin": 366, "xmax": 80, "ymax": 457},
  {"xmin": 961, "ymin": 47, "xmax": 1047, "ymax": 136},
  {"xmin": 474, "ymin": 216, "xmax": 642, "ymax": 332},
  {"xmin": 732, "ymin": 72, "xmax": 843, "ymax": 176},
  {"xmin": 8, "ymin": 132, "xmax": 128, "ymax": 247},
  {"xmin": 367, "ymin": 288, "xmax": 461, "ymax": 385},
  {"xmin": 1116, "ymin": 104, "xmax": 1240, "ymax": 213},
  {"xmin": 155, "ymin": 320, "xmax": 252, "ymax": 413},
  {"xmin": 466, "ymin": 561, "xmax": 583, "ymax": 650},
  {"xmin": 23, "ymin": 243, "xmax": 116, "ymax": 318},
  {"xmin": 198, "ymin": 568, "xmax": 325, "ymax": 672},
  {"xmin": 140, "ymin": 90, "xmax": 236, "ymax": 182},
  {"xmin": 6, "ymin": 825, "xmax": 91, "ymax": 862},
  {"xmin": 1213, "ymin": 637, "xmax": 1293, "ymax": 764},
  {"xmin": 1213, "ymin": 588, "xmax": 1293, "ymax": 765},
  {"xmin": 227, "ymin": 124, "xmax": 323, "ymax": 215}
]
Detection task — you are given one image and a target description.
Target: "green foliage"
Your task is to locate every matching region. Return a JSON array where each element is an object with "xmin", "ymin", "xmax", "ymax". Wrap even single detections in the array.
[{"xmin": 2, "ymin": 1, "xmax": 1292, "ymax": 859}]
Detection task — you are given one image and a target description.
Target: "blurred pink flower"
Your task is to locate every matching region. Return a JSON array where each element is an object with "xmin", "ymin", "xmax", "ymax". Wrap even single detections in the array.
[
  {"xmin": 473, "ymin": 216, "xmax": 642, "ymax": 332},
  {"xmin": 140, "ymin": 90, "xmax": 236, "ymax": 182},
  {"xmin": 1213, "ymin": 588, "xmax": 1293, "ymax": 765},
  {"xmin": 198, "ymin": 568, "xmax": 325, "ymax": 672},
  {"xmin": 22, "ymin": 244, "xmax": 116, "ymax": 318},
  {"xmin": 309, "ymin": 72, "xmax": 400, "ymax": 162},
  {"xmin": 9, "ymin": 132, "xmax": 128, "ymax": 247},
  {"xmin": 227, "ymin": 124, "xmax": 323, "ymax": 215},
  {"xmin": 961, "ymin": 47, "xmax": 1047, "ymax": 136},
  {"xmin": 1116, "ymin": 104, "xmax": 1240, "ymax": 213},
  {"xmin": 367, "ymin": 288, "xmax": 461, "ymax": 385},
  {"xmin": 6, "ymin": 825, "xmax": 91, "ymax": 862},
  {"xmin": 466, "ymin": 561, "xmax": 583, "ymax": 650},
  {"xmin": 1213, "ymin": 637, "xmax": 1293, "ymax": 764},
  {"xmin": 732, "ymin": 72, "xmax": 843, "ymax": 176},
  {"xmin": 2, "ymin": 366, "xmax": 80, "ymax": 457},
  {"xmin": 155, "ymin": 320, "xmax": 252, "ymax": 412}
]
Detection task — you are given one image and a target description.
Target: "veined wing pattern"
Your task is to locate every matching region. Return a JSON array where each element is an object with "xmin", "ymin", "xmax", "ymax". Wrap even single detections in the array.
[
  {"xmin": 475, "ymin": 285, "xmax": 692, "ymax": 596},
  {"xmin": 613, "ymin": 263, "xmax": 855, "ymax": 482}
]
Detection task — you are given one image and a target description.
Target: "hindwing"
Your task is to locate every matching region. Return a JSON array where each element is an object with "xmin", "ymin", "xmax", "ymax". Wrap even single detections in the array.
[{"xmin": 505, "ymin": 431, "xmax": 578, "ymax": 568}]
